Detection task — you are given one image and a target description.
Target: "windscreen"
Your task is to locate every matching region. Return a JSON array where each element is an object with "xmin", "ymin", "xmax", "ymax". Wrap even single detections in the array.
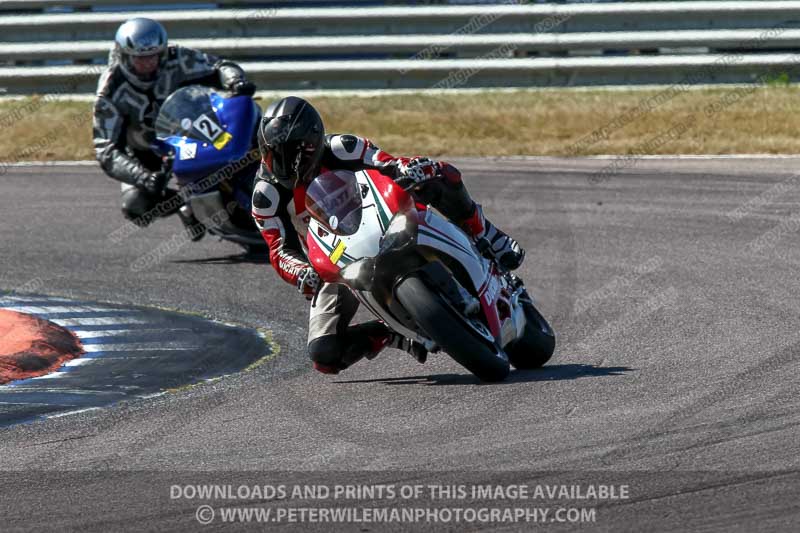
[
  {"xmin": 305, "ymin": 170, "xmax": 363, "ymax": 236},
  {"xmin": 155, "ymin": 86, "xmax": 221, "ymax": 142}
]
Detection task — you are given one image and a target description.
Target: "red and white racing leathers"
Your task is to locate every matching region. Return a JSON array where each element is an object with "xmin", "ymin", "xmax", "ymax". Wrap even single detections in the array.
[{"xmin": 251, "ymin": 133, "xmax": 475, "ymax": 287}]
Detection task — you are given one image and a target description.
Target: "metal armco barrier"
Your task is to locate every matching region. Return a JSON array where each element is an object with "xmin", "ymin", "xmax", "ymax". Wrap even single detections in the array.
[{"xmin": 2, "ymin": 2, "xmax": 800, "ymax": 94}]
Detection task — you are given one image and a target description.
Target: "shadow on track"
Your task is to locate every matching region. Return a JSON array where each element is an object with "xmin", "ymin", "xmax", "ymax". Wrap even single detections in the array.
[
  {"xmin": 170, "ymin": 251, "xmax": 269, "ymax": 265},
  {"xmin": 335, "ymin": 364, "xmax": 633, "ymax": 386}
]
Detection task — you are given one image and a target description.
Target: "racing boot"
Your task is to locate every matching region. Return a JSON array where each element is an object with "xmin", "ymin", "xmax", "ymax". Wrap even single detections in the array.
[
  {"xmin": 365, "ymin": 325, "xmax": 429, "ymax": 364},
  {"xmin": 178, "ymin": 205, "xmax": 206, "ymax": 242},
  {"xmin": 461, "ymin": 204, "xmax": 525, "ymax": 271},
  {"xmin": 389, "ymin": 334, "xmax": 429, "ymax": 364}
]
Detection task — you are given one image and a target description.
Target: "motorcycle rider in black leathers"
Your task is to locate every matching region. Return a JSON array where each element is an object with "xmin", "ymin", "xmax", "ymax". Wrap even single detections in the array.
[
  {"xmin": 251, "ymin": 97, "xmax": 525, "ymax": 374},
  {"xmin": 92, "ymin": 18, "xmax": 256, "ymax": 232}
]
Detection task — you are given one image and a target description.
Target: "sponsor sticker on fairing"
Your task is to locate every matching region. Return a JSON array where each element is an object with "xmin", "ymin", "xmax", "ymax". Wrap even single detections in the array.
[{"xmin": 179, "ymin": 143, "xmax": 197, "ymax": 160}]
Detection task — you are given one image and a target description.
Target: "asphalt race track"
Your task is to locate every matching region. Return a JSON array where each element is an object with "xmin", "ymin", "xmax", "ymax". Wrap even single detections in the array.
[{"xmin": 1, "ymin": 158, "xmax": 799, "ymax": 531}]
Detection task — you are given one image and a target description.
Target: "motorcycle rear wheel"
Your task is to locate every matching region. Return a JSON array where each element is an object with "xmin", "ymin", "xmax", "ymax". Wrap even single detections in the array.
[{"xmin": 395, "ymin": 275, "xmax": 510, "ymax": 382}]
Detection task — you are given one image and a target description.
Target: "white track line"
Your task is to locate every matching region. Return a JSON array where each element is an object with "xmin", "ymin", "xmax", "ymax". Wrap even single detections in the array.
[
  {"xmin": 0, "ymin": 296, "xmax": 77, "ymax": 303},
  {"xmin": 47, "ymin": 407, "xmax": 102, "ymax": 419},
  {"xmin": 50, "ymin": 317, "xmax": 152, "ymax": 326},
  {"xmin": 2, "ymin": 387, "xmax": 113, "ymax": 395},
  {"xmin": 82, "ymin": 344, "xmax": 197, "ymax": 352},
  {"xmin": 0, "ymin": 401, "xmax": 54, "ymax": 406},
  {"xmin": 71, "ymin": 328, "xmax": 193, "ymax": 338},
  {"xmin": 31, "ymin": 373, "xmax": 65, "ymax": 380},
  {"xmin": 3, "ymin": 161, "xmax": 97, "ymax": 168},
  {"xmin": 71, "ymin": 329, "xmax": 133, "ymax": 337},
  {"xmin": 61, "ymin": 359, "xmax": 92, "ymax": 367},
  {"xmin": 1, "ymin": 305, "xmax": 128, "ymax": 314}
]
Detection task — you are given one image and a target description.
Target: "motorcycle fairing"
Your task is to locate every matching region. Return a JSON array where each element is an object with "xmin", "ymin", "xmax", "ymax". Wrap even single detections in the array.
[
  {"xmin": 416, "ymin": 209, "xmax": 491, "ymax": 294},
  {"xmin": 305, "ymin": 167, "xmax": 507, "ymax": 339},
  {"xmin": 307, "ymin": 170, "xmax": 399, "ymax": 281},
  {"xmin": 157, "ymin": 90, "xmax": 257, "ymax": 183}
]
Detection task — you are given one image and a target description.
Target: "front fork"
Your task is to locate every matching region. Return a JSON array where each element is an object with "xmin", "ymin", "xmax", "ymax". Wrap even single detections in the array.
[{"xmin": 499, "ymin": 275, "xmax": 529, "ymax": 349}]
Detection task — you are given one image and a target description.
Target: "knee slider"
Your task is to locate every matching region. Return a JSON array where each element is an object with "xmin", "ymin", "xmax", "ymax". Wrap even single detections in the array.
[
  {"xmin": 121, "ymin": 188, "xmax": 154, "ymax": 224},
  {"xmin": 308, "ymin": 335, "xmax": 343, "ymax": 367}
]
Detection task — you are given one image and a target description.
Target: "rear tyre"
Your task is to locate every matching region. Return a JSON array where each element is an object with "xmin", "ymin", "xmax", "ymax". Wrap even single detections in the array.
[
  {"xmin": 395, "ymin": 275, "xmax": 510, "ymax": 382},
  {"xmin": 506, "ymin": 298, "xmax": 555, "ymax": 370}
]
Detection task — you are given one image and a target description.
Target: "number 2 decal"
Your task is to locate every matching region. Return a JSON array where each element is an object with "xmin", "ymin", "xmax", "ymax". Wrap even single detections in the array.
[{"xmin": 192, "ymin": 114, "xmax": 223, "ymax": 142}]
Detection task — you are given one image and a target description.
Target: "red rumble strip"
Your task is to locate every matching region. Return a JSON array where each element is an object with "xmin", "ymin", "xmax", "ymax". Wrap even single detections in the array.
[{"xmin": 0, "ymin": 309, "xmax": 83, "ymax": 384}]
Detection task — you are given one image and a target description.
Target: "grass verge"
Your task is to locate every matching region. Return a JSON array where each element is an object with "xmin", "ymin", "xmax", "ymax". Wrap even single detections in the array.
[{"xmin": 1, "ymin": 85, "xmax": 799, "ymax": 163}]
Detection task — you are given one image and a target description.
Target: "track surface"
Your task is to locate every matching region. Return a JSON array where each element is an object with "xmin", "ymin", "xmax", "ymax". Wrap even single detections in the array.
[{"xmin": 1, "ymin": 159, "xmax": 799, "ymax": 531}]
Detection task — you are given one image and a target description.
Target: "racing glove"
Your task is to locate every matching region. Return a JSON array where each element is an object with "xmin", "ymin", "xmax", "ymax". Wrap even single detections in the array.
[
  {"xmin": 296, "ymin": 268, "xmax": 321, "ymax": 300},
  {"xmin": 231, "ymin": 80, "xmax": 257, "ymax": 97},
  {"xmin": 437, "ymin": 161, "xmax": 461, "ymax": 184},
  {"xmin": 398, "ymin": 157, "xmax": 439, "ymax": 184},
  {"xmin": 135, "ymin": 171, "xmax": 167, "ymax": 196}
]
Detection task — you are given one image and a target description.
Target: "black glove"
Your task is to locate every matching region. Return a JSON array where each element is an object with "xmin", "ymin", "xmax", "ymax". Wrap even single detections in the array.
[
  {"xmin": 231, "ymin": 80, "xmax": 256, "ymax": 97},
  {"xmin": 160, "ymin": 153, "xmax": 174, "ymax": 175},
  {"xmin": 135, "ymin": 171, "xmax": 167, "ymax": 196}
]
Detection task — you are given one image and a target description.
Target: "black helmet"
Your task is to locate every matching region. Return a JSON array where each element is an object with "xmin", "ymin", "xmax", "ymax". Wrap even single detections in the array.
[{"xmin": 259, "ymin": 97, "xmax": 325, "ymax": 189}]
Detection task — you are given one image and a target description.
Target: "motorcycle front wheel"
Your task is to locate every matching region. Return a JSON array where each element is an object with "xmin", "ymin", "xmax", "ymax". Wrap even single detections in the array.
[
  {"xmin": 395, "ymin": 274, "xmax": 510, "ymax": 382},
  {"xmin": 505, "ymin": 297, "xmax": 556, "ymax": 370}
]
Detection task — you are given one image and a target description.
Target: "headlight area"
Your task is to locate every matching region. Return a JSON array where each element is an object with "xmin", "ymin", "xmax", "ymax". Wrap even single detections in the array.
[
  {"xmin": 339, "ymin": 257, "xmax": 376, "ymax": 291},
  {"xmin": 379, "ymin": 212, "xmax": 418, "ymax": 254}
]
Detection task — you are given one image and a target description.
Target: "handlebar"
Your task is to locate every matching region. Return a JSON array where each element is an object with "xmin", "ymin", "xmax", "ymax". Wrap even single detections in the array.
[{"xmin": 396, "ymin": 173, "xmax": 444, "ymax": 193}]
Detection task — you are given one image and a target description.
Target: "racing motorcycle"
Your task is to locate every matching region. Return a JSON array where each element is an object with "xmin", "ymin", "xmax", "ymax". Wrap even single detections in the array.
[
  {"xmin": 305, "ymin": 168, "xmax": 555, "ymax": 382},
  {"xmin": 152, "ymin": 85, "xmax": 266, "ymax": 252}
]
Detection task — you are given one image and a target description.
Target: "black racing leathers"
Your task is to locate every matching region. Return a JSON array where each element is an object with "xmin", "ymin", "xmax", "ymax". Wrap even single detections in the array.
[{"xmin": 93, "ymin": 45, "xmax": 249, "ymax": 186}]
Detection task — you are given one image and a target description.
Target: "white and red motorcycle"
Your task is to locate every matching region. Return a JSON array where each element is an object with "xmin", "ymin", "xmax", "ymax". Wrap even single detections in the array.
[{"xmin": 305, "ymin": 169, "xmax": 555, "ymax": 382}]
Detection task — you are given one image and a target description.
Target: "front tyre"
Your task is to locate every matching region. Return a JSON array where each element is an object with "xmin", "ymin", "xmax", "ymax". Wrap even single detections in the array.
[
  {"xmin": 395, "ymin": 275, "xmax": 510, "ymax": 382},
  {"xmin": 506, "ymin": 298, "xmax": 555, "ymax": 369}
]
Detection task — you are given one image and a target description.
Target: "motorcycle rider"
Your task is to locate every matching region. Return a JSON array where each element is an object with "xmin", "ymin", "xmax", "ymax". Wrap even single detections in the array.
[
  {"xmin": 251, "ymin": 97, "xmax": 524, "ymax": 374},
  {"xmin": 93, "ymin": 17, "xmax": 256, "ymax": 233}
]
